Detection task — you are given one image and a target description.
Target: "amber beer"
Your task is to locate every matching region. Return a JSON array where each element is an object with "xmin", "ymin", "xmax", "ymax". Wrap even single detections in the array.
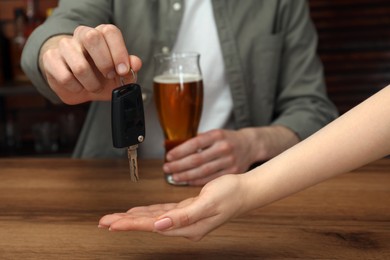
[
  {"xmin": 153, "ymin": 74, "xmax": 203, "ymax": 152},
  {"xmin": 154, "ymin": 52, "xmax": 203, "ymax": 185}
]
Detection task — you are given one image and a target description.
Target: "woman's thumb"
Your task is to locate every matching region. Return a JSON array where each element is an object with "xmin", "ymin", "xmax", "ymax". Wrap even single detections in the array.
[{"xmin": 154, "ymin": 217, "xmax": 173, "ymax": 231}]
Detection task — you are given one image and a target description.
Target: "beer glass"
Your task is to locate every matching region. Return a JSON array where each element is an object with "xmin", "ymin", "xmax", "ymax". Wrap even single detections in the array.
[{"xmin": 153, "ymin": 52, "xmax": 203, "ymax": 185}]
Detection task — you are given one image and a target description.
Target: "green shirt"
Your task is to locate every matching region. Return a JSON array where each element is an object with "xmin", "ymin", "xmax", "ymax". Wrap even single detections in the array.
[{"xmin": 21, "ymin": 0, "xmax": 338, "ymax": 158}]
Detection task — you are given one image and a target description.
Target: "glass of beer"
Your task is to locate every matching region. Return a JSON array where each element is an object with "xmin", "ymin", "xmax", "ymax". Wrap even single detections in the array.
[{"xmin": 153, "ymin": 52, "xmax": 203, "ymax": 185}]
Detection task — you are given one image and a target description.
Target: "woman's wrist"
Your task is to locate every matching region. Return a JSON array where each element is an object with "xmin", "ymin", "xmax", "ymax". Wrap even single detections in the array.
[{"xmin": 238, "ymin": 167, "xmax": 272, "ymax": 214}]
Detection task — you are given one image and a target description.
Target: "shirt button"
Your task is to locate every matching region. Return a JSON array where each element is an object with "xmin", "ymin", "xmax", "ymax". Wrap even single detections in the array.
[
  {"xmin": 172, "ymin": 2, "xmax": 181, "ymax": 11},
  {"xmin": 161, "ymin": 46, "xmax": 170, "ymax": 53}
]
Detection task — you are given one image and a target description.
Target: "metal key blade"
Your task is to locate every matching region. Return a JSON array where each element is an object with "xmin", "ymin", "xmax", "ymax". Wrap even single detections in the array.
[{"xmin": 127, "ymin": 145, "xmax": 139, "ymax": 182}]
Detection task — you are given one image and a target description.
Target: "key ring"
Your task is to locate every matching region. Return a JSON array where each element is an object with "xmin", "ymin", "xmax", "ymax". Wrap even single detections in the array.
[
  {"xmin": 120, "ymin": 68, "xmax": 137, "ymax": 86},
  {"xmin": 130, "ymin": 68, "xmax": 137, "ymax": 83}
]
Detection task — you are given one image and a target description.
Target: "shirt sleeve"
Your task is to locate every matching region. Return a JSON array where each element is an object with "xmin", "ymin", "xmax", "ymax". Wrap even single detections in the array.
[
  {"xmin": 271, "ymin": 0, "xmax": 339, "ymax": 139},
  {"xmin": 21, "ymin": 0, "xmax": 113, "ymax": 104}
]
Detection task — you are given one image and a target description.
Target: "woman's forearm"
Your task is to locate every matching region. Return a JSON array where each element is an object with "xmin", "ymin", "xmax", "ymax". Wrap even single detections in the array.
[{"xmin": 242, "ymin": 86, "xmax": 390, "ymax": 213}]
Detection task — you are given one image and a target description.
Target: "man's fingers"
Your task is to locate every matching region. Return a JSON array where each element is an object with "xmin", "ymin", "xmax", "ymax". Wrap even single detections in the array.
[
  {"xmin": 74, "ymin": 25, "xmax": 116, "ymax": 80},
  {"xmin": 95, "ymin": 24, "xmax": 130, "ymax": 76},
  {"xmin": 129, "ymin": 55, "xmax": 142, "ymax": 72},
  {"xmin": 43, "ymin": 48, "xmax": 82, "ymax": 93},
  {"xmin": 166, "ymin": 130, "xmax": 224, "ymax": 161},
  {"xmin": 59, "ymin": 36, "xmax": 103, "ymax": 93}
]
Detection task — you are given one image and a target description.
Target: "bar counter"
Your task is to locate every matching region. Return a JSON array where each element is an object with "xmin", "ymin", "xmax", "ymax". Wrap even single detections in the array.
[{"xmin": 0, "ymin": 158, "xmax": 389, "ymax": 259}]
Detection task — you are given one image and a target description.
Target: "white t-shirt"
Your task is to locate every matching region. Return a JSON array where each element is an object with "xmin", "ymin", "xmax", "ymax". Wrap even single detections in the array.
[{"xmin": 138, "ymin": 0, "xmax": 233, "ymax": 158}]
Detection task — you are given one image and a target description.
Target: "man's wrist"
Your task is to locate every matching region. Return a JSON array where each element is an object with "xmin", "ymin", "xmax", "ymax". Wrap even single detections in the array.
[{"xmin": 239, "ymin": 125, "xmax": 300, "ymax": 164}]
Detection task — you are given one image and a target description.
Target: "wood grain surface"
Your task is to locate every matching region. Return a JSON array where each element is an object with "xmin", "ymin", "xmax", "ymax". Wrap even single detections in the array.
[{"xmin": 0, "ymin": 158, "xmax": 389, "ymax": 259}]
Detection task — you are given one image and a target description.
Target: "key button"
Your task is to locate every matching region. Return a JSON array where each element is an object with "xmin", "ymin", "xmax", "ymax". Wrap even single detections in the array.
[
  {"xmin": 161, "ymin": 46, "xmax": 170, "ymax": 54},
  {"xmin": 172, "ymin": 2, "xmax": 181, "ymax": 11}
]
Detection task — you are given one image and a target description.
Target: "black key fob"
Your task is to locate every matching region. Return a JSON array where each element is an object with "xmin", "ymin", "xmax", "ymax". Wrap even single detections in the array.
[{"xmin": 111, "ymin": 83, "xmax": 145, "ymax": 148}]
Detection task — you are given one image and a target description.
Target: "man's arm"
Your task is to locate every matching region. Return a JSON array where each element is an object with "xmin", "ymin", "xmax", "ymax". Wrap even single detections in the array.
[
  {"xmin": 21, "ymin": 0, "xmax": 113, "ymax": 104},
  {"xmin": 271, "ymin": 0, "xmax": 338, "ymax": 139}
]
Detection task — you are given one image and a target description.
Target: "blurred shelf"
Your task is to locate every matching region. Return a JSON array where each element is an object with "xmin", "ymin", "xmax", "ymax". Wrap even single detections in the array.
[{"xmin": 0, "ymin": 82, "xmax": 39, "ymax": 96}]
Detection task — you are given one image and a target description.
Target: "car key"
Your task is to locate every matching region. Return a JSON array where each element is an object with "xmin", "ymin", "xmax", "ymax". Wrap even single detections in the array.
[{"xmin": 112, "ymin": 80, "xmax": 145, "ymax": 182}]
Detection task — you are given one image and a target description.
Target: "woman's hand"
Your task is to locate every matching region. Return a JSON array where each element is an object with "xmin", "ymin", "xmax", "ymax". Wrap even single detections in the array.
[{"xmin": 98, "ymin": 174, "xmax": 246, "ymax": 241}]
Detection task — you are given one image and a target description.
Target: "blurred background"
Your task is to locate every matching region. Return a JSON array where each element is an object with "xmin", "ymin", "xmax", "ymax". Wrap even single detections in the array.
[{"xmin": 0, "ymin": 0, "xmax": 389, "ymax": 157}]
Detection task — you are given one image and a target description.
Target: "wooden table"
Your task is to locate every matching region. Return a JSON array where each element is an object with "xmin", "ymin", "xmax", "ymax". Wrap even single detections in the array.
[{"xmin": 0, "ymin": 158, "xmax": 389, "ymax": 259}]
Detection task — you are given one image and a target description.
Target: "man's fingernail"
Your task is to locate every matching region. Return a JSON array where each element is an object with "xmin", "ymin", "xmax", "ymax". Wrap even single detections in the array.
[
  {"xmin": 166, "ymin": 153, "xmax": 173, "ymax": 161},
  {"xmin": 154, "ymin": 218, "xmax": 173, "ymax": 231},
  {"xmin": 117, "ymin": 63, "xmax": 128, "ymax": 74},
  {"xmin": 163, "ymin": 165, "xmax": 170, "ymax": 173},
  {"xmin": 107, "ymin": 70, "xmax": 116, "ymax": 79}
]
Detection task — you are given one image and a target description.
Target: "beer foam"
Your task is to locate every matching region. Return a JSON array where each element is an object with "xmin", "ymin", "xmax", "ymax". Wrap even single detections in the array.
[{"xmin": 153, "ymin": 74, "xmax": 202, "ymax": 84}]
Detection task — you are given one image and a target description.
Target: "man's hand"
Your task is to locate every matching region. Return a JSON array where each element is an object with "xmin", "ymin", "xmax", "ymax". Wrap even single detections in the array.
[
  {"xmin": 163, "ymin": 126, "xmax": 299, "ymax": 186},
  {"xmin": 39, "ymin": 24, "xmax": 142, "ymax": 104}
]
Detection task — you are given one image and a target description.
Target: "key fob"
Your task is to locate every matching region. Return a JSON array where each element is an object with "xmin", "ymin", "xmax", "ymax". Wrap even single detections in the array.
[{"xmin": 112, "ymin": 83, "xmax": 145, "ymax": 148}]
